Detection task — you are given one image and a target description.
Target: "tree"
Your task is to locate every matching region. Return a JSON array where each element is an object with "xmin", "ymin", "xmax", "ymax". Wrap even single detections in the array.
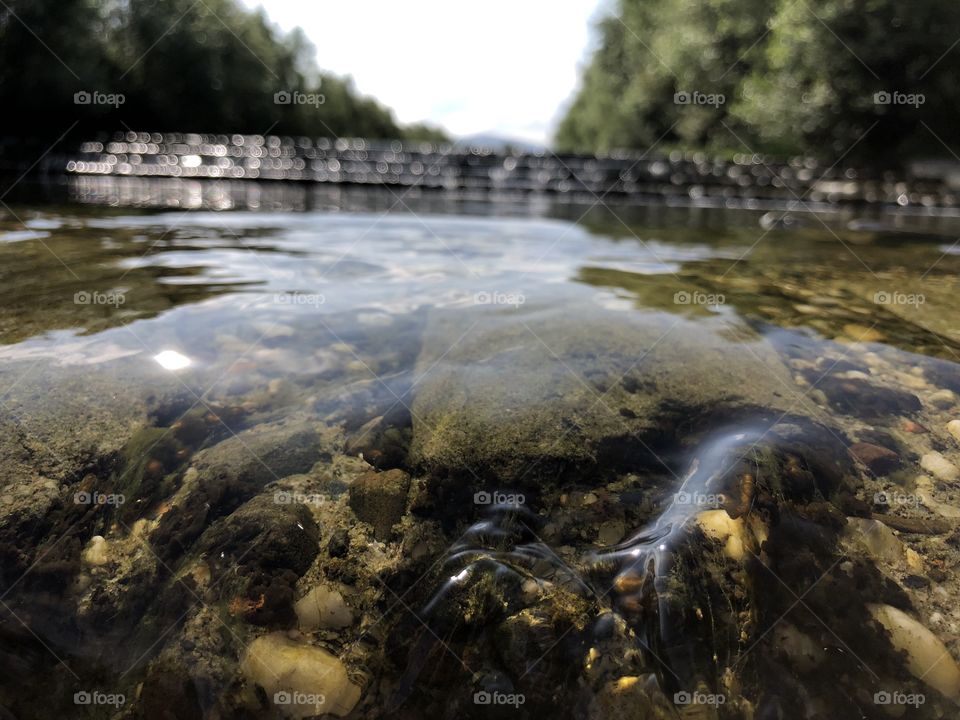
[
  {"xmin": 0, "ymin": 0, "xmax": 447, "ymax": 142},
  {"xmin": 556, "ymin": 0, "xmax": 960, "ymax": 165}
]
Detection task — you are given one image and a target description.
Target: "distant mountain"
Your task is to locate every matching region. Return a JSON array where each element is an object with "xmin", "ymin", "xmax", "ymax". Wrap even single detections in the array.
[{"xmin": 454, "ymin": 133, "xmax": 546, "ymax": 153}]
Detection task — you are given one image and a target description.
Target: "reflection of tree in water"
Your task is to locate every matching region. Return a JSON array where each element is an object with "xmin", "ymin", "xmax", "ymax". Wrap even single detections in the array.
[
  {"xmin": 0, "ymin": 214, "xmax": 260, "ymax": 345},
  {"xmin": 573, "ymin": 224, "xmax": 960, "ymax": 363}
]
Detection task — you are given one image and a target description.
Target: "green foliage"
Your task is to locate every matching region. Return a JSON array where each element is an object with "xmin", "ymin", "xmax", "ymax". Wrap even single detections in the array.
[
  {"xmin": 556, "ymin": 0, "xmax": 960, "ymax": 165},
  {"xmin": 0, "ymin": 0, "xmax": 446, "ymax": 141}
]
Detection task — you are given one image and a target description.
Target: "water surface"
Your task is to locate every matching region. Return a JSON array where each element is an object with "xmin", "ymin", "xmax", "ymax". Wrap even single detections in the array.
[{"xmin": 1, "ymin": 189, "xmax": 959, "ymax": 719}]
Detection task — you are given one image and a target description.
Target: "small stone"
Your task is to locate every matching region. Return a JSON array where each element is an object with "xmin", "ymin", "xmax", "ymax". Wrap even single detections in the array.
[
  {"xmin": 930, "ymin": 389, "xmax": 957, "ymax": 410},
  {"xmin": 849, "ymin": 442, "xmax": 900, "ymax": 475},
  {"xmin": 327, "ymin": 528, "xmax": 349, "ymax": 558},
  {"xmin": 877, "ymin": 514, "xmax": 953, "ymax": 535},
  {"xmin": 697, "ymin": 510, "xmax": 748, "ymax": 561},
  {"xmin": 818, "ymin": 377, "xmax": 921, "ymax": 419},
  {"xmin": 241, "ymin": 633, "xmax": 361, "ymax": 717},
  {"xmin": 82, "ymin": 536, "xmax": 110, "ymax": 566},
  {"xmin": 921, "ymin": 452, "xmax": 960, "ymax": 483},
  {"xmin": 597, "ymin": 519, "xmax": 625, "ymax": 545},
  {"xmin": 348, "ymin": 469, "xmax": 410, "ymax": 541},
  {"xmin": 868, "ymin": 604, "xmax": 960, "ymax": 700},
  {"xmin": 294, "ymin": 585, "xmax": 352, "ymax": 630},
  {"xmin": 948, "ymin": 419, "xmax": 960, "ymax": 444},
  {"xmin": 905, "ymin": 548, "xmax": 924, "ymax": 573},
  {"xmin": 845, "ymin": 517, "xmax": 905, "ymax": 565},
  {"xmin": 902, "ymin": 419, "xmax": 927, "ymax": 434},
  {"xmin": 521, "ymin": 579, "xmax": 541, "ymax": 602},
  {"xmin": 773, "ymin": 623, "xmax": 824, "ymax": 672},
  {"xmin": 903, "ymin": 574, "xmax": 930, "ymax": 589}
]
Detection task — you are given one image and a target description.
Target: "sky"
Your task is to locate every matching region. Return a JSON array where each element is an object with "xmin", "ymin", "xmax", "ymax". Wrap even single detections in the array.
[{"xmin": 239, "ymin": 0, "xmax": 605, "ymax": 144}]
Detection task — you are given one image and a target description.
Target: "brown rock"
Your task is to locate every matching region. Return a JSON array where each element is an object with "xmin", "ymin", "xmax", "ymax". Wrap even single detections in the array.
[
  {"xmin": 849, "ymin": 442, "xmax": 900, "ymax": 475},
  {"xmin": 877, "ymin": 515, "xmax": 954, "ymax": 535},
  {"xmin": 902, "ymin": 419, "xmax": 927, "ymax": 434},
  {"xmin": 348, "ymin": 469, "xmax": 411, "ymax": 540}
]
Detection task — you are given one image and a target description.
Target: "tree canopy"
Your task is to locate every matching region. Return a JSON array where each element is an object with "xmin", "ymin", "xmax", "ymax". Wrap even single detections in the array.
[
  {"xmin": 0, "ymin": 0, "xmax": 447, "ymax": 141},
  {"xmin": 556, "ymin": 0, "xmax": 960, "ymax": 165}
]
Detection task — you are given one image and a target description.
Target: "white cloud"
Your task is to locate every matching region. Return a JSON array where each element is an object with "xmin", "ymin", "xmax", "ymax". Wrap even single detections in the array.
[{"xmin": 239, "ymin": 0, "xmax": 602, "ymax": 143}]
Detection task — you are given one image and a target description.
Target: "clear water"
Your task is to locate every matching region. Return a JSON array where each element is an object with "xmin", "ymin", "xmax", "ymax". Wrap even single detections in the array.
[{"xmin": 1, "ymin": 189, "xmax": 959, "ymax": 718}]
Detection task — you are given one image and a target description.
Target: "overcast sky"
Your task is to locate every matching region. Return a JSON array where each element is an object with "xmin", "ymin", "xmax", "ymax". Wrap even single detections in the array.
[{"xmin": 239, "ymin": 0, "xmax": 605, "ymax": 144}]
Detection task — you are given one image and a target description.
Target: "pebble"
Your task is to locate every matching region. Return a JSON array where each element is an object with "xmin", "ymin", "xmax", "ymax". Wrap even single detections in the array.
[
  {"xmin": 294, "ymin": 586, "xmax": 353, "ymax": 630},
  {"xmin": 845, "ymin": 517, "xmax": 905, "ymax": 566},
  {"xmin": 81, "ymin": 536, "xmax": 110, "ymax": 566},
  {"xmin": 241, "ymin": 633, "xmax": 362, "ymax": 717},
  {"xmin": 697, "ymin": 510, "xmax": 747, "ymax": 561},
  {"xmin": 894, "ymin": 371, "xmax": 929, "ymax": 390},
  {"xmin": 597, "ymin": 519, "xmax": 625, "ymax": 545},
  {"xmin": 849, "ymin": 442, "xmax": 899, "ymax": 475},
  {"xmin": 773, "ymin": 623, "xmax": 824, "ymax": 672},
  {"xmin": 905, "ymin": 548, "xmax": 924, "ymax": 573},
  {"xmin": 920, "ymin": 452, "xmax": 960, "ymax": 483},
  {"xmin": 901, "ymin": 419, "xmax": 927, "ymax": 434},
  {"xmin": 930, "ymin": 389, "xmax": 957, "ymax": 409},
  {"xmin": 521, "ymin": 578, "xmax": 541, "ymax": 602},
  {"xmin": 948, "ymin": 419, "xmax": 960, "ymax": 444},
  {"xmin": 868, "ymin": 604, "xmax": 960, "ymax": 700}
]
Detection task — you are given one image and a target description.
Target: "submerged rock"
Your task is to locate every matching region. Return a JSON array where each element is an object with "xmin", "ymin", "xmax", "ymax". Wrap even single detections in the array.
[
  {"xmin": 241, "ymin": 633, "xmax": 362, "ymax": 718},
  {"xmin": 294, "ymin": 585, "xmax": 352, "ymax": 630},
  {"xmin": 410, "ymin": 304, "xmax": 808, "ymax": 488},
  {"xmin": 348, "ymin": 468, "xmax": 411, "ymax": 541},
  {"xmin": 192, "ymin": 416, "xmax": 328, "ymax": 491},
  {"xmin": 193, "ymin": 494, "xmax": 320, "ymax": 625},
  {"xmin": 948, "ymin": 419, "xmax": 960, "ymax": 444},
  {"xmin": 920, "ymin": 452, "xmax": 960, "ymax": 483},
  {"xmin": 81, "ymin": 535, "xmax": 110, "ymax": 566},
  {"xmin": 849, "ymin": 442, "xmax": 900, "ymax": 475},
  {"xmin": 869, "ymin": 604, "xmax": 960, "ymax": 700}
]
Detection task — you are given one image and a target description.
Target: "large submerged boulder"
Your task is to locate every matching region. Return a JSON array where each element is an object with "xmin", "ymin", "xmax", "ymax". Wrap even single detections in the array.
[{"xmin": 409, "ymin": 299, "xmax": 810, "ymax": 487}]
